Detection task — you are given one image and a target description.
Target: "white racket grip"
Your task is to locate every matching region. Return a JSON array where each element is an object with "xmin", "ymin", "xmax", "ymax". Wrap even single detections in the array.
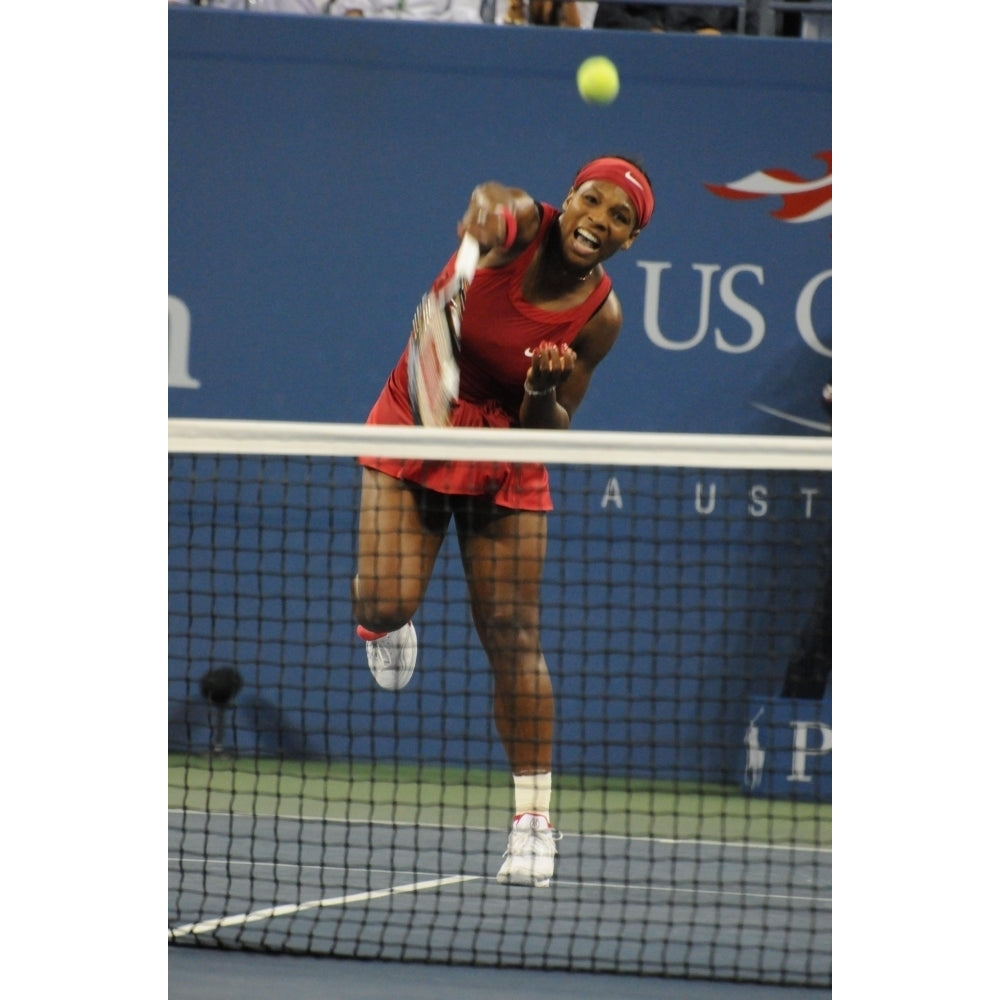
[{"xmin": 454, "ymin": 232, "xmax": 480, "ymax": 284}]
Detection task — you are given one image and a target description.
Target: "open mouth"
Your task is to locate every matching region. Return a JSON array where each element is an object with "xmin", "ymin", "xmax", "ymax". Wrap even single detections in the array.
[{"xmin": 572, "ymin": 226, "xmax": 600, "ymax": 254}]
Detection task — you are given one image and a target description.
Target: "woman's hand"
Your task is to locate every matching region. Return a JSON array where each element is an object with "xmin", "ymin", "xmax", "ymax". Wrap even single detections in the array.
[{"xmin": 524, "ymin": 341, "xmax": 576, "ymax": 396}]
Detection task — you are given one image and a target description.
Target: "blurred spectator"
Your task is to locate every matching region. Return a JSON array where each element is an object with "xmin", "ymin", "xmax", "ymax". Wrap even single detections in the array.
[
  {"xmin": 527, "ymin": 1, "xmax": 582, "ymax": 26},
  {"xmin": 773, "ymin": 1, "xmax": 830, "ymax": 38},
  {"xmin": 501, "ymin": 0, "xmax": 525, "ymax": 21},
  {"xmin": 800, "ymin": 0, "xmax": 831, "ymax": 40},
  {"xmin": 593, "ymin": 2, "xmax": 737, "ymax": 33},
  {"xmin": 328, "ymin": 0, "xmax": 484, "ymax": 20},
  {"xmin": 501, "ymin": 0, "xmax": 590, "ymax": 25},
  {"xmin": 532, "ymin": 1, "xmax": 578, "ymax": 26},
  {"xmin": 194, "ymin": 0, "xmax": 326, "ymax": 11}
]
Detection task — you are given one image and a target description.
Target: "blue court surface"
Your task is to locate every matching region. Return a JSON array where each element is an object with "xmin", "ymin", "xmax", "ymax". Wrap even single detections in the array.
[
  {"xmin": 168, "ymin": 947, "xmax": 833, "ymax": 999},
  {"xmin": 170, "ymin": 811, "xmax": 831, "ymax": 984}
]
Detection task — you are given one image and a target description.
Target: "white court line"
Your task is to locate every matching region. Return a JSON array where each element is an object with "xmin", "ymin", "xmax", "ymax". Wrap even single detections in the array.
[
  {"xmin": 650, "ymin": 836, "xmax": 831, "ymax": 855},
  {"xmin": 168, "ymin": 874, "xmax": 476, "ymax": 940},
  {"xmin": 569, "ymin": 878, "xmax": 831, "ymax": 907},
  {"xmin": 169, "ymin": 808, "xmax": 831, "ymax": 854},
  {"xmin": 169, "ymin": 856, "xmax": 830, "ymax": 908}
]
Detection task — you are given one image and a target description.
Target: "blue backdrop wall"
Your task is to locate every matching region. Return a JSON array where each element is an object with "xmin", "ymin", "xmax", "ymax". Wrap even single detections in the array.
[
  {"xmin": 168, "ymin": 9, "xmax": 831, "ymax": 434},
  {"xmin": 168, "ymin": 9, "xmax": 832, "ymax": 796}
]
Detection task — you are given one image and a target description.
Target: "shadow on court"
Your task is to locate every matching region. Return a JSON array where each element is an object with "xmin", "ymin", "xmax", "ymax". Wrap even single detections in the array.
[{"xmin": 168, "ymin": 948, "xmax": 833, "ymax": 1000}]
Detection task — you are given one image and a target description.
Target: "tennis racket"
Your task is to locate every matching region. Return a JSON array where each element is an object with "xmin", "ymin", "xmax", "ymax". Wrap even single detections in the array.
[{"xmin": 407, "ymin": 232, "xmax": 480, "ymax": 428}]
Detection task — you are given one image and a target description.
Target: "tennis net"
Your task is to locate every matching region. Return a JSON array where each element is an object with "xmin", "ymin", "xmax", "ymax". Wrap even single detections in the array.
[{"xmin": 167, "ymin": 417, "xmax": 832, "ymax": 987}]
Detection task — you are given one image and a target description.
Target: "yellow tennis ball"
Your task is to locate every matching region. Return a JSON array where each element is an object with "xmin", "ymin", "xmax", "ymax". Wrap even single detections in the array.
[{"xmin": 577, "ymin": 56, "xmax": 619, "ymax": 106}]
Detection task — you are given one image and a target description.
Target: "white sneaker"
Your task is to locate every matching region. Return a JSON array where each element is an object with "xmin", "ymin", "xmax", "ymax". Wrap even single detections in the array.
[
  {"xmin": 358, "ymin": 622, "xmax": 418, "ymax": 690},
  {"xmin": 496, "ymin": 812, "xmax": 561, "ymax": 888}
]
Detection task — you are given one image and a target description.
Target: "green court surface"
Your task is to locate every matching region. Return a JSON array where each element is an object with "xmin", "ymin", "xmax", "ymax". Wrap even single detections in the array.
[
  {"xmin": 169, "ymin": 755, "xmax": 832, "ymax": 848},
  {"xmin": 169, "ymin": 754, "xmax": 831, "ymax": 848}
]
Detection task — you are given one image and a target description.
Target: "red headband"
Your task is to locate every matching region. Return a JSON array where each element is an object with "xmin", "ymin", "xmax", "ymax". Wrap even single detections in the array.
[{"xmin": 573, "ymin": 157, "xmax": 654, "ymax": 230}]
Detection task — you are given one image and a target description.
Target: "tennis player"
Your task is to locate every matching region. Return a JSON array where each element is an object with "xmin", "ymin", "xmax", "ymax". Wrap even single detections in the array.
[{"xmin": 352, "ymin": 156, "xmax": 655, "ymax": 887}]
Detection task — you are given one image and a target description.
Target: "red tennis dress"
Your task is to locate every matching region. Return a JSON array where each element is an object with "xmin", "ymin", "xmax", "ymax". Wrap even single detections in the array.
[{"xmin": 359, "ymin": 204, "xmax": 613, "ymax": 511}]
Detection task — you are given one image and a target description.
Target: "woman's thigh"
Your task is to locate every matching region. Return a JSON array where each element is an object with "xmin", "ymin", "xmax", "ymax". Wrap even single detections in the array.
[
  {"xmin": 455, "ymin": 503, "xmax": 548, "ymax": 631},
  {"xmin": 354, "ymin": 468, "xmax": 451, "ymax": 619}
]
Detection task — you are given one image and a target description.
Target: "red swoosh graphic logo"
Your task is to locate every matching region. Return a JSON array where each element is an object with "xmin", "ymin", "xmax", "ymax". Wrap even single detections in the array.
[{"xmin": 705, "ymin": 151, "xmax": 832, "ymax": 223}]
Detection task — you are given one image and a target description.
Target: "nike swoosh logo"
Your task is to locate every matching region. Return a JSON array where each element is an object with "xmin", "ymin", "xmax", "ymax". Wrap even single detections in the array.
[
  {"xmin": 524, "ymin": 348, "xmax": 535, "ymax": 357},
  {"xmin": 624, "ymin": 170, "xmax": 643, "ymax": 189}
]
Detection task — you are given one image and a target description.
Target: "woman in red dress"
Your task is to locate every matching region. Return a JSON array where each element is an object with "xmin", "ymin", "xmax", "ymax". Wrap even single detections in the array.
[{"xmin": 352, "ymin": 156, "xmax": 655, "ymax": 887}]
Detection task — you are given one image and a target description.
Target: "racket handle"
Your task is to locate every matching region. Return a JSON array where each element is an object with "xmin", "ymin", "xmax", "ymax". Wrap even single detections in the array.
[{"xmin": 455, "ymin": 232, "xmax": 480, "ymax": 284}]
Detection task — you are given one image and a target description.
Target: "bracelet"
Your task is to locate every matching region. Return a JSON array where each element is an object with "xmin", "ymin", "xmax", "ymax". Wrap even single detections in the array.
[
  {"xmin": 524, "ymin": 380, "xmax": 556, "ymax": 397},
  {"xmin": 501, "ymin": 205, "xmax": 518, "ymax": 252}
]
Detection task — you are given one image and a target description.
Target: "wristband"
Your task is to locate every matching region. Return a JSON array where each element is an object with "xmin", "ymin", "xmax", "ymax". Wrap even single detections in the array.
[
  {"xmin": 501, "ymin": 205, "xmax": 518, "ymax": 252},
  {"xmin": 524, "ymin": 380, "xmax": 556, "ymax": 398}
]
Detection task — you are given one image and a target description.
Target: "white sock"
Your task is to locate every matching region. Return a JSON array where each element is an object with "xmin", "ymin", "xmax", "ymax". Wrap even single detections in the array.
[{"xmin": 513, "ymin": 772, "xmax": 552, "ymax": 823}]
